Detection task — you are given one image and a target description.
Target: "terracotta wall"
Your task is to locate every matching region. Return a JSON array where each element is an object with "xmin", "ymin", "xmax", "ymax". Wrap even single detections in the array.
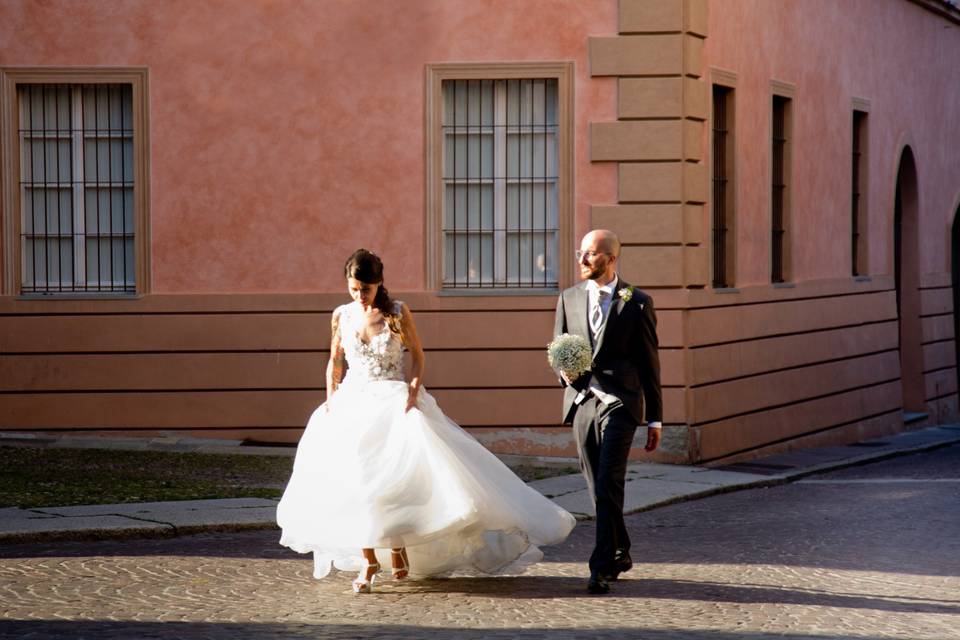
[
  {"xmin": 0, "ymin": 293, "xmax": 566, "ymax": 445},
  {"xmin": 0, "ymin": 0, "xmax": 628, "ymax": 458},
  {"xmin": 0, "ymin": 0, "xmax": 617, "ymax": 293},
  {"xmin": 706, "ymin": 0, "xmax": 960, "ymax": 284},
  {"xmin": 3, "ymin": 0, "xmax": 959, "ymax": 464},
  {"xmin": 684, "ymin": 0, "xmax": 960, "ymax": 461}
]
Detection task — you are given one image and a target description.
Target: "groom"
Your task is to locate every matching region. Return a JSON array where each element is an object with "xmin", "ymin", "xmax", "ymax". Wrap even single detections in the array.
[{"xmin": 553, "ymin": 229, "xmax": 662, "ymax": 595}]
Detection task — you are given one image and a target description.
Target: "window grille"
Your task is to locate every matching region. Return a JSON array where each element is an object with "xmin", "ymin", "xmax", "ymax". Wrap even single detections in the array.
[
  {"xmin": 852, "ymin": 110, "xmax": 867, "ymax": 276},
  {"xmin": 771, "ymin": 96, "xmax": 788, "ymax": 284},
  {"xmin": 441, "ymin": 78, "xmax": 558, "ymax": 289},
  {"xmin": 712, "ymin": 85, "xmax": 732, "ymax": 288},
  {"xmin": 19, "ymin": 84, "xmax": 134, "ymax": 294}
]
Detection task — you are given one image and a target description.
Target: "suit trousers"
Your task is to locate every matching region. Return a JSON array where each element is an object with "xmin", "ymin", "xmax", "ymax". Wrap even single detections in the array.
[{"xmin": 572, "ymin": 395, "xmax": 637, "ymax": 576}]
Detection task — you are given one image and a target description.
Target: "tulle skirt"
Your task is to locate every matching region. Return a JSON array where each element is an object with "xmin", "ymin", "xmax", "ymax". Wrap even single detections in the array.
[{"xmin": 276, "ymin": 377, "xmax": 576, "ymax": 578}]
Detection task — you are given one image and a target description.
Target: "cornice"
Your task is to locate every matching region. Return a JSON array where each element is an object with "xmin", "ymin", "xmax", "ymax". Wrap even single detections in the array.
[{"xmin": 905, "ymin": 0, "xmax": 960, "ymax": 26}]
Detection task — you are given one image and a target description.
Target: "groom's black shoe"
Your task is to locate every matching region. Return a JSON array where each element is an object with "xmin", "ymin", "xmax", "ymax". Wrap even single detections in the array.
[
  {"xmin": 601, "ymin": 551, "xmax": 634, "ymax": 582},
  {"xmin": 586, "ymin": 572, "xmax": 610, "ymax": 595}
]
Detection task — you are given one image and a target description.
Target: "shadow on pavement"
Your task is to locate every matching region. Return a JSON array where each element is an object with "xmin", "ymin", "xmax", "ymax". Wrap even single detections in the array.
[
  {"xmin": 0, "ymin": 620, "xmax": 943, "ymax": 640},
  {"xmin": 610, "ymin": 577, "xmax": 960, "ymax": 615},
  {"xmin": 385, "ymin": 575, "xmax": 960, "ymax": 614}
]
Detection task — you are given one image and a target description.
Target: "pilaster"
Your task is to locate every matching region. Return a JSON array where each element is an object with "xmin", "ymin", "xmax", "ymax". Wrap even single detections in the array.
[
  {"xmin": 589, "ymin": 0, "xmax": 708, "ymax": 289},
  {"xmin": 588, "ymin": 0, "xmax": 708, "ymax": 458}
]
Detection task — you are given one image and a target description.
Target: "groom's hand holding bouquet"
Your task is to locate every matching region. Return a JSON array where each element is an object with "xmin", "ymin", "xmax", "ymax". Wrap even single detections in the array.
[{"xmin": 547, "ymin": 333, "xmax": 592, "ymax": 402}]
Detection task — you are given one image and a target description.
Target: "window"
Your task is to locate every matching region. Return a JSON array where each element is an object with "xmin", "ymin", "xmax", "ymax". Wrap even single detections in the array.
[
  {"xmin": 711, "ymin": 84, "xmax": 735, "ymax": 288},
  {"xmin": 771, "ymin": 94, "xmax": 792, "ymax": 283},
  {"xmin": 1, "ymin": 69, "xmax": 149, "ymax": 296},
  {"xmin": 852, "ymin": 108, "xmax": 868, "ymax": 276},
  {"xmin": 20, "ymin": 84, "xmax": 133, "ymax": 293},
  {"xmin": 426, "ymin": 64, "xmax": 572, "ymax": 292}
]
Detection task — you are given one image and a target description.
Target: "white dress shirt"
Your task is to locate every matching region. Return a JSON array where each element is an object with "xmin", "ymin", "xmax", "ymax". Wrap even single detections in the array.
[
  {"xmin": 585, "ymin": 276, "xmax": 662, "ymax": 430},
  {"xmin": 587, "ymin": 278, "xmax": 616, "ymax": 337},
  {"xmin": 586, "ymin": 277, "xmax": 619, "ymax": 406}
]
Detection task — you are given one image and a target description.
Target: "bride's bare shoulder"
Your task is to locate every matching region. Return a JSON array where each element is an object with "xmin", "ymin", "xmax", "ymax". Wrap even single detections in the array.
[
  {"xmin": 330, "ymin": 303, "xmax": 355, "ymax": 332},
  {"xmin": 333, "ymin": 302, "xmax": 354, "ymax": 317}
]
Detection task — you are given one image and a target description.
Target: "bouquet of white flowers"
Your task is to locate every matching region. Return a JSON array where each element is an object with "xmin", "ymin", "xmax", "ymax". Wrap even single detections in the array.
[{"xmin": 547, "ymin": 333, "xmax": 592, "ymax": 380}]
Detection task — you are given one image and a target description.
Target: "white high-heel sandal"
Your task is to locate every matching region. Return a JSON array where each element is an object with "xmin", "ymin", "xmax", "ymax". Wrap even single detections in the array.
[
  {"xmin": 352, "ymin": 560, "xmax": 381, "ymax": 594},
  {"xmin": 391, "ymin": 548, "xmax": 409, "ymax": 581}
]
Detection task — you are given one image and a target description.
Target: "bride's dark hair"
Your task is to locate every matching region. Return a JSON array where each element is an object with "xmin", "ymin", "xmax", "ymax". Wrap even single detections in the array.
[{"xmin": 344, "ymin": 249, "xmax": 402, "ymax": 335}]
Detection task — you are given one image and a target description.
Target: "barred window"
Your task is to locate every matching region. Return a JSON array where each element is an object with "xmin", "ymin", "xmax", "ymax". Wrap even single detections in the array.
[
  {"xmin": 18, "ymin": 84, "xmax": 135, "ymax": 294},
  {"xmin": 711, "ymin": 84, "xmax": 735, "ymax": 288},
  {"xmin": 771, "ymin": 94, "xmax": 791, "ymax": 284},
  {"xmin": 852, "ymin": 109, "xmax": 868, "ymax": 276},
  {"xmin": 441, "ymin": 78, "xmax": 558, "ymax": 289}
]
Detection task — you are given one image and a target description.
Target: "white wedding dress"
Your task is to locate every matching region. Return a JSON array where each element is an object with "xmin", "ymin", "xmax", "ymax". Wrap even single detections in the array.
[{"xmin": 276, "ymin": 301, "xmax": 576, "ymax": 579}]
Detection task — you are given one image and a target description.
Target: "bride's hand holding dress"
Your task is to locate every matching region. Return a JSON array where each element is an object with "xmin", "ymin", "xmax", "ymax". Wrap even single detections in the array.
[{"xmin": 397, "ymin": 303, "xmax": 423, "ymax": 413}]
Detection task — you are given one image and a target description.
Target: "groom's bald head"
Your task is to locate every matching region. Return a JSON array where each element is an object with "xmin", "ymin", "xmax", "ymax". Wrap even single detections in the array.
[
  {"xmin": 583, "ymin": 229, "xmax": 621, "ymax": 257},
  {"xmin": 579, "ymin": 229, "xmax": 621, "ymax": 283}
]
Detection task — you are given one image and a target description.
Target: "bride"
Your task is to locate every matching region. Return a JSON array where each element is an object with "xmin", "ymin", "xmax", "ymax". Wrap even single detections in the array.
[{"xmin": 276, "ymin": 249, "xmax": 576, "ymax": 593}]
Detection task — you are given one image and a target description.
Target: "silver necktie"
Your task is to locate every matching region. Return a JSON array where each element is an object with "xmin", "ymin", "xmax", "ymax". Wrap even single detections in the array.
[{"xmin": 591, "ymin": 290, "xmax": 608, "ymax": 339}]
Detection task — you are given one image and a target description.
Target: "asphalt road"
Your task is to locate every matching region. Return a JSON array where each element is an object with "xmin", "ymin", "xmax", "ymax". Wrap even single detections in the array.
[{"xmin": 2, "ymin": 444, "xmax": 958, "ymax": 639}]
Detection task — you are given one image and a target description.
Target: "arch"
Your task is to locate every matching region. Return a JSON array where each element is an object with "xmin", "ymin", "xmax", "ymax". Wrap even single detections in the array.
[
  {"xmin": 893, "ymin": 145, "xmax": 924, "ymax": 414},
  {"xmin": 950, "ymin": 192, "xmax": 960, "ymax": 413}
]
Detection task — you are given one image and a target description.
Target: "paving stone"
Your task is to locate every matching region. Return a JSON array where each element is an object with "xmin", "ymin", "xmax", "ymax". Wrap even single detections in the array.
[
  {"xmin": 629, "ymin": 464, "xmax": 764, "ymax": 487},
  {"xmin": 0, "ymin": 511, "xmax": 171, "ymax": 540},
  {"xmin": 125, "ymin": 505, "xmax": 278, "ymax": 529},
  {"xmin": 526, "ymin": 473, "xmax": 587, "ymax": 498},
  {"xmin": 548, "ymin": 490, "xmax": 594, "ymax": 518},
  {"xmin": 622, "ymin": 477, "xmax": 715, "ymax": 512},
  {"xmin": 34, "ymin": 498, "xmax": 278, "ymax": 517}
]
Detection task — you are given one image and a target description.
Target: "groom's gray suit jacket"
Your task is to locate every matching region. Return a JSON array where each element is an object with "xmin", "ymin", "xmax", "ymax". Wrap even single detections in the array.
[{"xmin": 553, "ymin": 278, "xmax": 662, "ymax": 433}]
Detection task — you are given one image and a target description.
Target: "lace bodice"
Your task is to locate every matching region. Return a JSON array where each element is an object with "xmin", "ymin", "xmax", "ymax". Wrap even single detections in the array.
[{"xmin": 337, "ymin": 301, "xmax": 405, "ymax": 383}]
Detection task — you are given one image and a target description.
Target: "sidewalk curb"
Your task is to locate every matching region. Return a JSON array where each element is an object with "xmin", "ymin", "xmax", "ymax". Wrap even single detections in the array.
[
  {"xmin": 0, "ymin": 521, "xmax": 279, "ymax": 546},
  {"xmin": 620, "ymin": 431, "xmax": 960, "ymax": 518},
  {"xmin": 2, "ymin": 427, "xmax": 958, "ymax": 545}
]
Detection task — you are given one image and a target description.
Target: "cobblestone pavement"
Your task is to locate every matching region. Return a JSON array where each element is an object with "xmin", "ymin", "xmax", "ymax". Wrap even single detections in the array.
[{"xmin": 1, "ymin": 445, "xmax": 959, "ymax": 640}]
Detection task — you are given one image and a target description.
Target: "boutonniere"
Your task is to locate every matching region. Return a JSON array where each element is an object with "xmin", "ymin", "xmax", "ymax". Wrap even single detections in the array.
[{"xmin": 617, "ymin": 286, "xmax": 634, "ymax": 303}]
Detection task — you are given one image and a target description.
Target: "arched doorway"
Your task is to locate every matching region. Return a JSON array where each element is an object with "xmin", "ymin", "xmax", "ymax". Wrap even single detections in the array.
[
  {"xmin": 894, "ymin": 147, "xmax": 924, "ymax": 415},
  {"xmin": 952, "ymin": 203, "xmax": 960, "ymax": 404}
]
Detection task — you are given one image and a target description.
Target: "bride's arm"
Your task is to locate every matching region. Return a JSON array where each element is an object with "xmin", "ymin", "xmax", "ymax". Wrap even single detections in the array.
[
  {"xmin": 399, "ymin": 303, "xmax": 425, "ymax": 412},
  {"xmin": 326, "ymin": 309, "xmax": 345, "ymax": 402}
]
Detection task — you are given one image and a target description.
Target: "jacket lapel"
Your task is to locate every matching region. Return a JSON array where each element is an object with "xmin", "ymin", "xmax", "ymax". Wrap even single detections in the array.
[{"xmin": 571, "ymin": 281, "xmax": 591, "ymax": 340}]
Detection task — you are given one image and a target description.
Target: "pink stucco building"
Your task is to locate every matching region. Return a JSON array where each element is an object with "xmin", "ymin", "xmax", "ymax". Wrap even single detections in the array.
[{"xmin": 2, "ymin": 0, "xmax": 959, "ymax": 463}]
